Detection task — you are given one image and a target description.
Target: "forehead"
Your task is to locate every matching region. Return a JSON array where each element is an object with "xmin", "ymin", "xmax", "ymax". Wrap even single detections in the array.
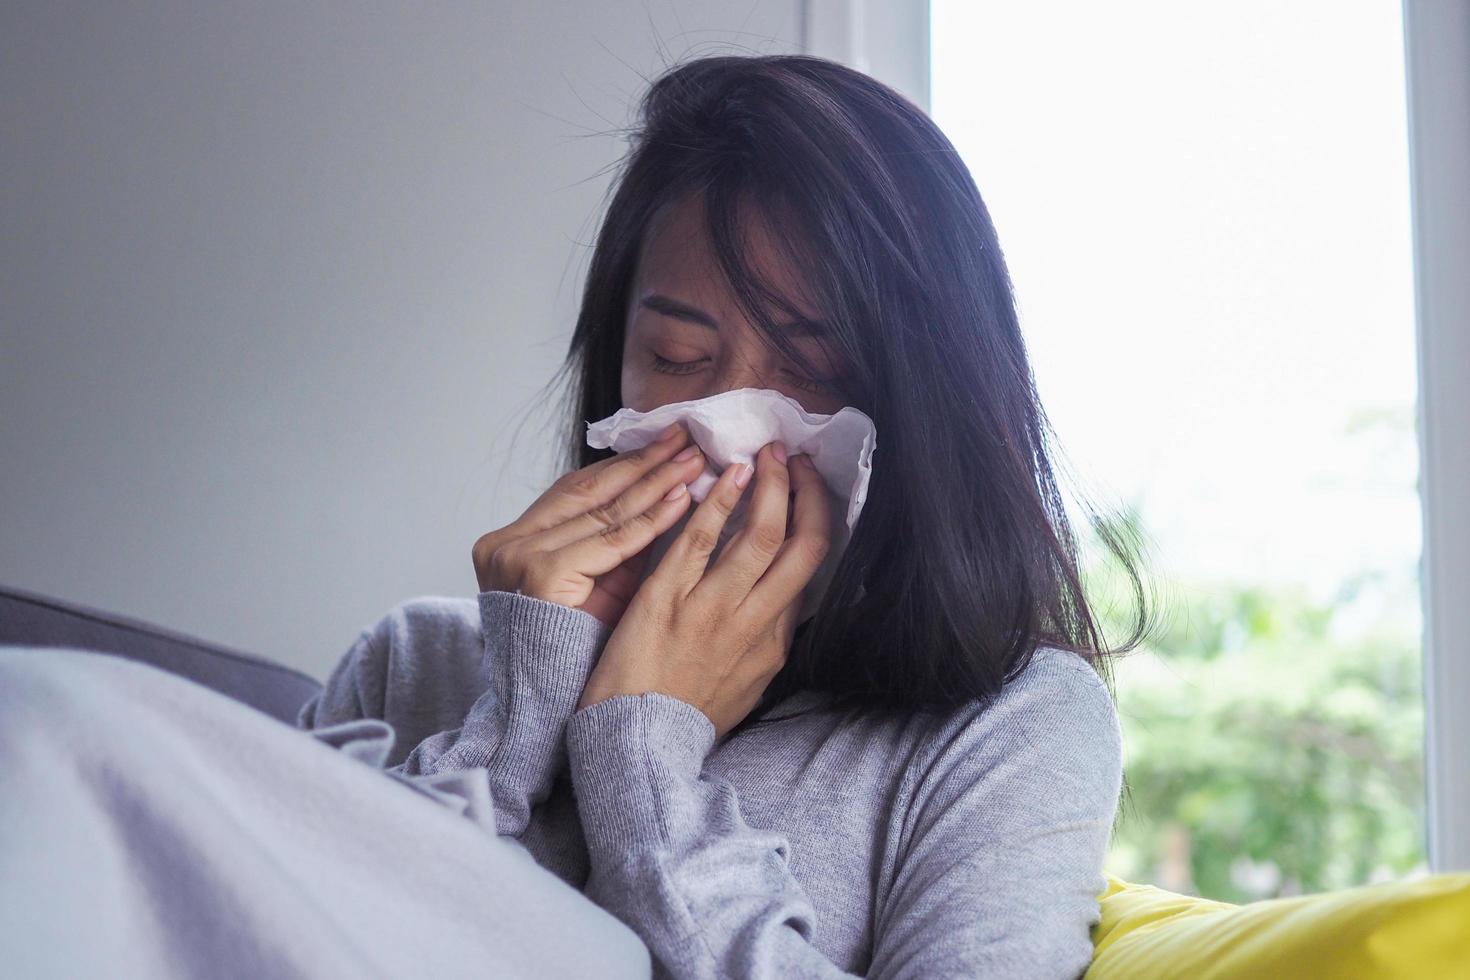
[{"xmin": 634, "ymin": 193, "xmax": 819, "ymax": 319}]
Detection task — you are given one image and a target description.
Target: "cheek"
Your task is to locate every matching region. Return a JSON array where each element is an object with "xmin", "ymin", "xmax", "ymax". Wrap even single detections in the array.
[
  {"xmin": 620, "ymin": 355, "xmax": 644, "ymax": 411},
  {"xmin": 620, "ymin": 333, "xmax": 659, "ymax": 411},
  {"xmin": 620, "ymin": 355, "xmax": 680, "ymax": 413},
  {"xmin": 621, "ymin": 345, "xmax": 704, "ymax": 412}
]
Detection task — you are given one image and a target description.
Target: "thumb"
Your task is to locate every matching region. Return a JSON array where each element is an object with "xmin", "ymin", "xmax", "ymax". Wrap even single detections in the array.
[
  {"xmin": 626, "ymin": 542, "xmax": 652, "ymax": 577},
  {"xmin": 595, "ymin": 543, "xmax": 653, "ymax": 608}
]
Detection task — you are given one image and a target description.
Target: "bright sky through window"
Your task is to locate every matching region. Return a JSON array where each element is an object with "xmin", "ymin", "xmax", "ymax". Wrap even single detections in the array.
[{"xmin": 930, "ymin": 0, "xmax": 1419, "ymax": 605}]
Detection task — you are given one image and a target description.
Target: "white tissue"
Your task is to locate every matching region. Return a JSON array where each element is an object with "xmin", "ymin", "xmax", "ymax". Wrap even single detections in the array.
[{"xmin": 585, "ymin": 387, "xmax": 877, "ymax": 623}]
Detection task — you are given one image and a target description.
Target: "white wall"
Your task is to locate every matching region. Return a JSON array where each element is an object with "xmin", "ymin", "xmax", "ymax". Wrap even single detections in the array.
[{"xmin": 0, "ymin": 2, "xmax": 802, "ymax": 678}]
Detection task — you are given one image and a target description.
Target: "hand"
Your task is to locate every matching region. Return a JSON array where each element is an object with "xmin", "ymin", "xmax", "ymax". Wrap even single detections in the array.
[
  {"xmin": 576, "ymin": 442, "xmax": 833, "ymax": 740},
  {"xmin": 471, "ymin": 423, "xmax": 706, "ymax": 628}
]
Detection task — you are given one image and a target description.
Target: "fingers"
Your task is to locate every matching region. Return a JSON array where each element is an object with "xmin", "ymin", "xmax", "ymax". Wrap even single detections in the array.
[
  {"xmin": 533, "ymin": 439, "xmax": 705, "ymax": 553},
  {"xmin": 487, "ymin": 424, "xmax": 704, "ymax": 596},
  {"xmin": 744, "ymin": 452, "xmax": 832, "ymax": 615},
  {"xmin": 575, "ymin": 546, "xmax": 652, "ymax": 627},
  {"xmin": 646, "ymin": 450, "xmax": 757, "ymax": 600},
  {"xmin": 697, "ymin": 442, "xmax": 792, "ymax": 600},
  {"xmin": 520, "ymin": 423, "xmax": 695, "ymax": 536},
  {"xmin": 524, "ymin": 448, "xmax": 703, "ymax": 586}
]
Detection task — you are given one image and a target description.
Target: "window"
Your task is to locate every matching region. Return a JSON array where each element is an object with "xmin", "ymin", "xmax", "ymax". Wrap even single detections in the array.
[{"xmin": 927, "ymin": 0, "xmax": 1426, "ymax": 898}]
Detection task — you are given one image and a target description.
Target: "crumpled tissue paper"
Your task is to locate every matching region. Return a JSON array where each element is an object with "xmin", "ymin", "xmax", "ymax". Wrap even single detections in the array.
[{"xmin": 585, "ymin": 387, "xmax": 876, "ymax": 623}]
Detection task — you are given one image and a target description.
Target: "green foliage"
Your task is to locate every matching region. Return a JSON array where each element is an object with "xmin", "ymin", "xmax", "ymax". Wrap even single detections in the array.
[{"xmin": 1082, "ymin": 512, "xmax": 1426, "ymax": 903}]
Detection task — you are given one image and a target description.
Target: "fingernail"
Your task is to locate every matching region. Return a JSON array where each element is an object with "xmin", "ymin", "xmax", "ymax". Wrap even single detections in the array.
[
  {"xmin": 674, "ymin": 445, "xmax": 700, "ymax": 462},
  {"xmin": 772, "ymin": 442, "xmax": 788, "ymax": 464},
  {"xmin": 663, "ymin": 481, "xmax": 687, "ymax": 501},
  {"xmin": 657, "ymin": 422, "xmax": 682, "ymax": 442},
  {"xmin": 734, "ymin": 463, "xmax": 754, "ymax": 489}
]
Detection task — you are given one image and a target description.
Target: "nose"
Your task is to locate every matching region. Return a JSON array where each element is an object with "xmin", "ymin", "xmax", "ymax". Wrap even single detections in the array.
[{"xmin": 706, "ymin": 349, "xmax": 775, "ymax": 398}]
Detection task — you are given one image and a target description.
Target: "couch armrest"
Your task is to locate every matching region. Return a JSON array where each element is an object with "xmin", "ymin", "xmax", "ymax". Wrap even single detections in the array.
[{"xmin": 0, "ymin": 583, "xmax": 321, "ymax": 725}]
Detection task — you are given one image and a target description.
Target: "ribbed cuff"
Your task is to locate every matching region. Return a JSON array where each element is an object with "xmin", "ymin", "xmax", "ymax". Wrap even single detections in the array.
[
  {"xmin": 477, "ymin": 589, "xmax": 613, "ymax": 783},
  {"xmin": 564, "ymin": 692, "xmax": 717, "ymax": 852},
  {"xmin": 478, "ymin": 589, "xmax": 612, "ymax": 704}
]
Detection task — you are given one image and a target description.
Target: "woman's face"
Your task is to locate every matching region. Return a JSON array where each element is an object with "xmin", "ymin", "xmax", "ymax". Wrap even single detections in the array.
[{"xmin": 620, "ymin": 195, "xmax": 850, "ymax": 415}]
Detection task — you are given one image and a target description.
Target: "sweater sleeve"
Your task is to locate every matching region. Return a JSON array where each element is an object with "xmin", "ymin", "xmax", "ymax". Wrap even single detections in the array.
[
  {"xmin": 565, "ymin": 692, "xmax": 857, "ymax": 979},
  {"xmin": 300, "ymin": 590, "xmax": 611, "ymax": 839},
  {"xmin": 563, "ymin": 650, "xmax": 1122, "ymax": 980}
]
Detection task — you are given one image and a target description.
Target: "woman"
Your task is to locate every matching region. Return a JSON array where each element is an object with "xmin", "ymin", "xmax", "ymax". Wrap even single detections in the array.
[{"xmin": 300, "ymin": 54, "xmax": 1149, "ymax": 978}]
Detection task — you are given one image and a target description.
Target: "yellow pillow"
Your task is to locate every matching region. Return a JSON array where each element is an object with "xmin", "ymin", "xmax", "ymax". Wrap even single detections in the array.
[{"xmin": 1087, "ymin": 871, "xmax": 1470, "ymax": 979}]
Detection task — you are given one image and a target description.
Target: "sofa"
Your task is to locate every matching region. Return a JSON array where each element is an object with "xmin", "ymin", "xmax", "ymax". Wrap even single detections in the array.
[{"xmin": 3, "ymin": 582, "xmax": 1466, "ymax": 978}]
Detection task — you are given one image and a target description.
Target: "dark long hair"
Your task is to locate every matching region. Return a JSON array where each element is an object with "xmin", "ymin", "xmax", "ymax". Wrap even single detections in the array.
[{"xmin": 544, "ymin": 54, "xmax": 1152, "ymax": 735}]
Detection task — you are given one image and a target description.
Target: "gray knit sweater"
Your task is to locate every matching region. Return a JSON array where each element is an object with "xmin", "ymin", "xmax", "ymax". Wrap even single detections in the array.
[{"xmin": 296, "ymin": 590, "xmax": 1122, "ymax": 979}]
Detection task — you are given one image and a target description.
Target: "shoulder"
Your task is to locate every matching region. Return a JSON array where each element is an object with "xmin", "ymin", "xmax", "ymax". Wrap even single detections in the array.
[
  {"xmin": 942, "ymin": 645, "xmax": 1119, "ymax": 754},
  {"xmin": 877, "ymin": 650, "xmax": 1124, "ymax": 978},
  {"xmin": 902, "ymin": 646, "xmax": 1123, "ymax": 832},
  {"xmin": 990, "ymin": 645, "xmax": 1119, "ymax": 742}
]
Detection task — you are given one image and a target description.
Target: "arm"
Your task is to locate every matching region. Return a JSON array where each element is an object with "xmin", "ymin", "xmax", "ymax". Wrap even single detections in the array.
[
  {"xmin": 563, "ymin": 651, "xmax": 1122, "ymax": 980},
  {"xmin": 390, "ymin": 589, "xmax": 613, "ymax": 840},
  {"xmin": 564, "ymin": 691, "xmax": 852, "ymax": 980},
  {"xmin": 300, "ymin": 590, "xmax": 611, "ymax": 838},
  {"xmin": 868, "ymin": 651, "xmax": 1123, "ymax": 979},
  {"xmin": 295, "ymin": 630, "xmax": 382, "ymax": 731}
]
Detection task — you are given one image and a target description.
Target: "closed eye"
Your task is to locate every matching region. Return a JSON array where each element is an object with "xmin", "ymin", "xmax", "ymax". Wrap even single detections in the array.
[{"xmin": 649, "ymin": 353, "xmax": 837, "ymax": 395}]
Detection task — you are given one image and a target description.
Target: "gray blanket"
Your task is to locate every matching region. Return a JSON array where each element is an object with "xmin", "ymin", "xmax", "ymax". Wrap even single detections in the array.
[{"xmin": 0, "ymin": 645, "xmax": 651, "ymax": 979}]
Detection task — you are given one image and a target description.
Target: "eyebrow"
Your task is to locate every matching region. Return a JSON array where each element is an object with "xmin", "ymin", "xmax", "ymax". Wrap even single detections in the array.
[{"xmin": 639, "ymin": 292, "xmax": 829, "ymax": 337}]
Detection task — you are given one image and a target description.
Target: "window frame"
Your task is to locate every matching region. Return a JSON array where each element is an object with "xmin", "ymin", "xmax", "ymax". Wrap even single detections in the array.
[{"xmin": 1403, "ymin": 0, "xmax": 1470, "ymax": 874}]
